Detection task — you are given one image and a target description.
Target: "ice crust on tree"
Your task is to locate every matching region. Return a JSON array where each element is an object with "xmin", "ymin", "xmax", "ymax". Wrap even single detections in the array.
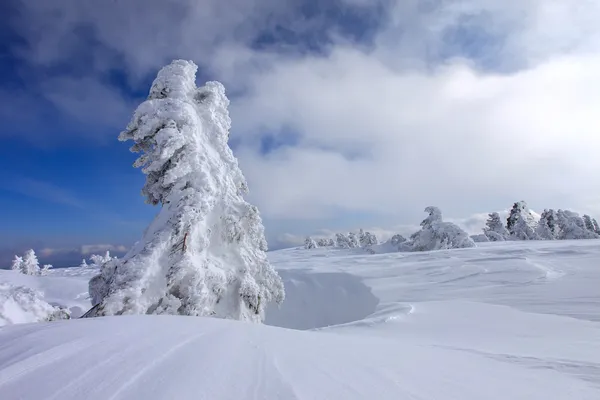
[
  {"xmin": 408, "ymin": 207, "xmax": 475, "ymax": 251},
  {"xmin": 87, "ymin": 60, "xmax": 284, "ymax": 322}
]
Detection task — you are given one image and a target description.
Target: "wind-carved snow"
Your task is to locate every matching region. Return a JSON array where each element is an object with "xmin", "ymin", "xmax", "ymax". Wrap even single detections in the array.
[{"xmin": 1, "ymin": 240, "xmax": 600, "ymax": 399}]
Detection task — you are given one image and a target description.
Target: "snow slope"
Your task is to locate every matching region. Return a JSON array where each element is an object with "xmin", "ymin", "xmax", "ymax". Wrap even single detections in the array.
[{"xmin": 1, "ymin": 240, "xmax": 600, "ymax": 399}]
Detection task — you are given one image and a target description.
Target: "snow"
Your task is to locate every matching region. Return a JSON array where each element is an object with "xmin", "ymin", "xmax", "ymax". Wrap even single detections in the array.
[{"xmin": 1, "ymin": 240, "xmax": 600, "ymax": 399}]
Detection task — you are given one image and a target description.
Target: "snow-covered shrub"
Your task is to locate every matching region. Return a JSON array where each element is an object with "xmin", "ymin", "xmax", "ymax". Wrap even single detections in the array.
[
  {"xmin": 506, "ymin": 201, "xmax": 538, "ymax": 240},
  {"xmin": 304, "ymin": 237, "xmax": 318, "ymax": 249},
  {"xmin": 536, "ymin": 209, "xmax": 557, "ymax": 240},
  {"xmin": 483, "ymin": 212, "xmax": 509, "ymax": 241},
  {"xmin": 408, "ymin": 207, "xmax": 475, "ymax": 251},
  {"xmin": 470, "ymin": 234, "xmax": 489, "ymax": 243},
  {"xmin": 556, "ymin": 210, "xmax": 599, "ymax": 240},
  {"xmin": 0, "ymin": 282, "xmax": 70, "ymax": 326},
  {"xmin": 87, "ymin": 60, "xmax": 283, "ymax": 322}
]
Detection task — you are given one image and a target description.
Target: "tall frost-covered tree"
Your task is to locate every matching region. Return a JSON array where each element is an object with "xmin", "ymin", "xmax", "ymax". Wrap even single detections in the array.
[
  {"xmin": 86, "ymin": 60, "xmax": 284, "ymax": 322},
  {"xmin": 483, "ymin": 212, "xmax": 509, "ymax": 241},
  {"xmin": 506, "ymin": 201, "xmax": 538, "ymax": 240},
  {"xmin": 536, "ymin": 209, "xmax": 557, "ymax": 240}
]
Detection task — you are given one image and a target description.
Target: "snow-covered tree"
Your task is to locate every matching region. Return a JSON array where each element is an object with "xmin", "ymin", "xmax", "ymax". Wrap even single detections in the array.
[
  {"xmin": 483, "ymin": 212, "xmax": 509, "ymax": 241},
  {"xmin": 86, "ymin": 60, "xmax": 284, "ymax": 322},
  {"xmin": 316, "ymin": 238, "xmax": 334, "ymax": 247},
  {"xmin": 347, "ymin": 232, "xmax": 359, "ymax": 248},
  {"xmin": 359, "ymin": 229, "xmax": 378, "ymax": 247},
  {"xmin": 536, "ymin": 209, "xmax": 557, "ymax": 240},
  {"xmin": 583, "ymin": 215, "xmax": 596, "ymax": 234},
  {"xmin": 40, "ymin": 265, "xmax": 52, "ymax": 275},
  {"xmin": 10, "ymin": 256, "xmax": 23, "ymax": 273},
  {"xmin": 21, "ymin": 250, "xmax": 41, "ymax": 276},
  {"xmin": 506, "ymin": 201, "xmax": 538, "ymax": 240},
  {"xmin": 408, "ymin": 207, "xmax": 475, "ymax": 251},
  {"xmin": 304, "ymin": 237, "xmax": 318, "ymax": 249},
  {"xmin": 556, "ymin": 210, "xmax": 598, "ymax": 240},
  {"xmin": 335, "ymin": 233, "xmax": 351, "ymax": 249},
  {"xmin": 593, "ymin": 218, "xmax": 600, "ymax": 235},
  {"xmin": 80, "ymin": 259, "xmax": 89, "ymax": 268}
]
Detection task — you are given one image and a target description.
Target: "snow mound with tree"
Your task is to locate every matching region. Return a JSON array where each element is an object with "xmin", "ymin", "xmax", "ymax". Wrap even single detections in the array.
[
  {"xmin": 403, "ymin": 206, "xmax": 474, "ymax": 252},
  {"xmin": 87, "ymin": 60, "xmax": 283, "ymax": 322}
]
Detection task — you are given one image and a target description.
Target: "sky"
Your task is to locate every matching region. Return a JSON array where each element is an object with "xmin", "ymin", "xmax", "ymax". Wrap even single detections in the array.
[{"xmin": 1, "ymin": 0, "xmax": 600, "ymax": 267}]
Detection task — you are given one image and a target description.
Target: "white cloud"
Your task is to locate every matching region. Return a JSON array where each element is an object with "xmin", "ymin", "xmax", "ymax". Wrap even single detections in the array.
[{"xmin": 9, "ymin": 0, "xmax": 600, "ymax": 242}]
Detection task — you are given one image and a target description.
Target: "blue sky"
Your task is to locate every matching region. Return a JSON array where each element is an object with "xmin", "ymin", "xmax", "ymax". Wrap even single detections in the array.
[{"xmin": 2, "ymin": 0, "xmax": 600, "ymax": 267}]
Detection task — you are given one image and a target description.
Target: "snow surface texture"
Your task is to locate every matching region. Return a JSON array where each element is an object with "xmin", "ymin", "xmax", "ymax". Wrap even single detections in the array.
[
  {"xmin": 89, "ymin": 60, "xmax": 283, "ymax": 321},
  {"xmin": 2, "ymin": 240, "xmax": 600, "ymax": 398}
]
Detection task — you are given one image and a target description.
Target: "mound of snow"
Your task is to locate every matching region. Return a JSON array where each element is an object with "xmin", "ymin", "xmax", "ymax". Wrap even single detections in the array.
[{"xmin": 0, "ymin": 282, "xmax": 68, "ymax": 326}]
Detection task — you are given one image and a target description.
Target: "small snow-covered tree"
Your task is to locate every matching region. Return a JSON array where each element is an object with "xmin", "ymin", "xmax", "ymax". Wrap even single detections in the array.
[
  {"xmin": 556, "ymin": 210, "xmax": 598, "ymax": 240},
  {"xmin": 483, "ymin": 212, "xmax": 509, "ymax": 241},
  {"xmin": 536, "ymin": 209, "xmax": 557, "ymax": 240},
  {"xmin": 304, "ymin": 237, "xmax": 318, "ymax": 249},
  {"xmin": 10, "ymin": 256, "xmax": 23, "ymax": 273},
  {"xmin": 86, "ymin": 60, "xmax": 284, "ymax": 322},
  {"xmin": 408, "ymin": 207, "xmax": 475, "ymax": 251},
  {"xmin": 80, "ymin": 259, "xmax": 89, "ymax": 268},
  {"xmin": 40, "ymin": 264, "xmax": 52, "ymax": 275},
  {"xmin": 21, "ymin": 250, "xmax": 41, "ymax": 276}
]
